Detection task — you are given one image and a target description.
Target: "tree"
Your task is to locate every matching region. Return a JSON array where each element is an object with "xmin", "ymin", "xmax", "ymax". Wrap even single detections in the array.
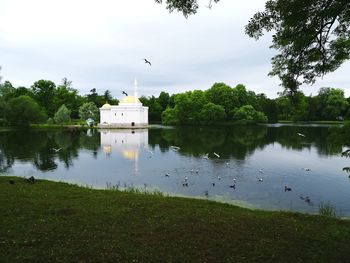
[
  {"xmin": 199, "ymin": 103, "xmax": 226, "ymax": 124},
  {"xmin": 205, "ymin": 83, "xmax": 236, "ymax": 117},
  {"xmin": 158, "ymin": 91, "xmax": 171, "ymax": 111},
  {"xmin": 246, "ymin": 0, "xmax": 350, "ymax": 94},
  {"xmin": 317, "ymin": 87, "xmax": 349, "ymax": 120},
  {"xmin": 156, "ymin": 1, "xmax": 350, "ymax": 95},
  {"xmin": 6, "ymin": 95, "xmax": 47, "ymax": 127},
  {"xmin": 155, "ymin": 0, "xmax": 220, "ymax": 17},
  {"xmin": 54, "ymin": 79, "xmax": 83, "ymax": 119},
  {"xmin": 31, "ymin": 80, "xmax": 57, "ymax": 117},
  {"xmin": 233, "ymin": 105, "xmax": 267, "ymax": 123},
  {"xmin": 103, "ymin": 90, "xmax": 112, "ymax": 102},
  {"xmin": 54, "ymin": 104, "xmax": 71, "ymax": 124},
  {"xmin": 78, "ymin": 102, "xmax": 99, "ymax": 121},
  {"xmin": 161, "ymin": 107, "xmax": 179, "ymax": 125},
  {"xmin": 0, "ymin": 81, "xmax": 15, "ymax": 100}
]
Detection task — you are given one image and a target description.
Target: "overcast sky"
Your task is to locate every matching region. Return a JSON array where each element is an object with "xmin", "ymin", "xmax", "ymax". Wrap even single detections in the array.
[{"xmin": 0, "ymin": 0, "xmax": 349, "ymax": 99}]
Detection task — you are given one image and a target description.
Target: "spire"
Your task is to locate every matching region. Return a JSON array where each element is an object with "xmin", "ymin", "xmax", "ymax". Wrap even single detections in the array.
[{"xmin": 134, "ymin": 78, "xmax": 138, "ymax": 103}]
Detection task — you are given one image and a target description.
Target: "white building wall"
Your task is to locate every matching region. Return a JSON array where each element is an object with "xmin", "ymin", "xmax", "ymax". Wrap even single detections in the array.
[{"xmin": 100, "ymin": 105, "xmax": 148, "ymax": 126}]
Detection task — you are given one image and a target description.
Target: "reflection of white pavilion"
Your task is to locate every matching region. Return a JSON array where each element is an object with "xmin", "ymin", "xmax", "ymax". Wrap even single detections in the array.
[{"xmin": 100, "ymin": 129, "xmax": 148, "ymax": 175}]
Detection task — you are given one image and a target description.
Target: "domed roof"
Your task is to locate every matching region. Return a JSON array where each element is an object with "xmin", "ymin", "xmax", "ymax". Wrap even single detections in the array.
[
  {"xmin": 120, "ymin": 96, "xmax": 141, "ymax": 104},
  {"xmin": 101, "ymin": 103, "xmax": 111, "ymax": 109}
]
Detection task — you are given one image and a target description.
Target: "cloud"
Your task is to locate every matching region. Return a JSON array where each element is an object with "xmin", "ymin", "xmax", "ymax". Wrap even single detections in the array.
[{"xmin": 0, "ymin": 0, "xmax": 349, "ymax": 99}]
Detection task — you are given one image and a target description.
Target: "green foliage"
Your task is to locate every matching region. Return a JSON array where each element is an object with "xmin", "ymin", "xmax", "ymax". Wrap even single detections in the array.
[
  {"xmin": 47, "ymin": 118, "xmax": 54, "ymax": 125},
  {"xmin": 319, "ymin": 201, "xmax": 338, "ymax": 218},
  {"xmin": 246, "ymin": 0, "xmax": 350, "ymax": 94},
  {"xmin": 0, "ymin": 81, "xmax": 15, "ymax": 100},
  {"xmin": 161, "ymin": 107, "xmax": 179, "ymax": 125},
  {"xmin": 6, "ymin": 95, "xmax": 47, "ymax": 127},
  {"xmin": 199, "ymin": 103, "xmax": 226, "ymax": 124},
  {"xmin": 54, "ymin": 79, "xmax": 82, "ymax": 119},
  {"xmin": 205, "ymin": 83, "xmax": 236, "ymax": 116},
  {"xmin": 31, "ymin": 80, "xmax": 57, "ymax": 117},
  {"xmin": 78, "ymin": 102, "xmax": 99, "ymax": 121},
  {"xmin": 233, "ymin": 105, "xmax": 267, "ymax": 123},
  {"xmin": 54, "ymin": 104, "xmax": 71, "ymax": 124}
]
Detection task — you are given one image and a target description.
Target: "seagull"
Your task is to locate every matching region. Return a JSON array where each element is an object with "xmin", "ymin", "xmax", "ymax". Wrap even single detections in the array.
[
  {"xmin": 233, "ymin": 178, "xmax": 237, "ymax": 183},
  {"xmin": 217, "ymin": 175, "xmax": 221, "ymax": 180},
  {"xmin": 195, "ymin": 169, "xmax": 199, "ymax": 174},
  {"xmin": 143, "ymin": 58, "xmax": 151, "ymax": 66},
  {"xmin": 122, "ymin": 91, "xmax": 128, "ymax": 96},
  {"xmin": 297, "ymin": 133, "xmax": 306, "ymax": 137},
  {"xmin": 284, "ymin": 186, "xmax": 292, "ymax": 192},
  {"xmin": 165, "ymin": 173, "xmax": 170, "ymax": 177},
  {"xmin": 304, "ymin": 168, "xmax": 311, "ymax": 171},
  {"xmin": 258, "ymin": 177, "xmax": 263, "ymax": 182},
  {"xmin": 184, "ymin": 176, "xmax": 188, "ymax": 182},
  {"xmin": 259, "ymin": 169, "xmax": 264, "ymax": 174},
  {"xmin": 212, "ymin": 182, "xmax": 215, "ymax": 187},
  {"xmin": 190, "ymin": 169, "xmax": 194, "ymax": 174},
  {"xmin": 203, "ymin": 153, "xmax": 209, "ymax": 160},
  {"xmin": 52, "ymin": 148, "xmax": 62, "ymax": 152},
  {"xmin": 229, "ymin": 184, "xmax": 236, "ymax": 189},
  {"xmin": 213, "ymin": 152, "xmax": 220, "ymax": 158}
]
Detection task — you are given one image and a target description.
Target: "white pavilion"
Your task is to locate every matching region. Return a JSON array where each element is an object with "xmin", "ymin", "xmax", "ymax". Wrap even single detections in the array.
[{"xmin": 98, "ymin": 79, "xmax": 148, "ymax": 128}]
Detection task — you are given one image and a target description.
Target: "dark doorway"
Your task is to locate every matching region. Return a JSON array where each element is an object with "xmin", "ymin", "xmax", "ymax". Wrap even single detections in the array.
[{"xmin": 131, "ymin": 122, "xmax": 135, "ymax": 126}]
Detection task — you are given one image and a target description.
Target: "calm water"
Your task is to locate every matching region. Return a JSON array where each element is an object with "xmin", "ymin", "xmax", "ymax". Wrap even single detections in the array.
[{"xmin": 1, "ymin": 125, "xmax": 350, "ymax": 215}]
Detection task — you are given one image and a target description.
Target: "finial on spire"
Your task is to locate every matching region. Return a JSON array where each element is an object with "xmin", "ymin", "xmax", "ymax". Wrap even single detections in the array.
[{"xmin": 134, "ymin": 78, "xmax": 138, "ymax": 102}]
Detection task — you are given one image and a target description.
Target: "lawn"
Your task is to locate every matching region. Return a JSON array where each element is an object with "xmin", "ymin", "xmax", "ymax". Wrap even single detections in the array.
[{"xmin": 1, "ymin": 176, "xmax": 350, "ymax": 262}]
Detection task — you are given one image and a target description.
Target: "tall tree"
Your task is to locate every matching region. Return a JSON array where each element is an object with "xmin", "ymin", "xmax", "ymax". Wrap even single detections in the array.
[
  {"xmin": 79, "ymin": 102, "xmax": 99, "ymax": 121},
  {"xmin": 6, "ymin": 95, "xmax": 47, "ymax": 127},
  {"xmin": 31, "ymin": 80, "xmax": 57, "ymax": 117},
  {"xmin": 156, "ymin": 1, "xmax": 350, "ymax": 95},
  {"xmin": 245, "ymin": 0, "xmax": 350, "ymax": 94}
]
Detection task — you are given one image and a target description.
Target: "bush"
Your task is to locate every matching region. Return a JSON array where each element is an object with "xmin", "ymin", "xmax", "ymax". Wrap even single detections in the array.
[
  {"xmin": 6, "ymin": 95, "xmax": 47, "ymax": 127},
  {"xmin": 47, "ymin": 117, "xmax": 54, "ymax": 125},
  {"xmin": 54, "ymin": 104, "xmax": 71, "ymax": 124},
  {"xmin": 233, "ymin": 105, "xmax": 267, "ymax": 123}
]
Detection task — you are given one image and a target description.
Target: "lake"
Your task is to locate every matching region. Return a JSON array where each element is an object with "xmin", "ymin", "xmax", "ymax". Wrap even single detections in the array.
[{"xmin": 1, "ymin": 125, "xmax": 350, "ymax": 216}]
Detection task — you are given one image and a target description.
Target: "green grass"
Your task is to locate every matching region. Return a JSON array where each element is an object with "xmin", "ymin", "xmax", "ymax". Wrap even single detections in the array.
[
  {"xmin": 1, "ymin": 176, "xmax": 350, "ymax": 262},
  {"xmin": 319, "ymin": 201, "xmax": 338, "ymax": 218}
]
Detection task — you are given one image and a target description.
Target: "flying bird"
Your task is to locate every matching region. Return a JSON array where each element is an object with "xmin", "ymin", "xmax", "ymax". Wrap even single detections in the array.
[
  {"xmin": 122, "ymin": 91, "xmax": 128, "ymax": 96},
  {"xmin": 143, "ymin": 58, "xmax": 151, "ymax": 66},
  {"xmin": 297, "ymin": 133, "xmax": 306, "ymax": 137}
]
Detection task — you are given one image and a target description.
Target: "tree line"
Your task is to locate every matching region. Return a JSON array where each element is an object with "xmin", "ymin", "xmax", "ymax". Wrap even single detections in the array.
[
  {"xmin": 1, "ymin": 78, "xmax": 349, "ymax": 126},
  {"xmin": 0, "ymin": 78, "xmax": 118, "ymax": 127},
  {"xmin": 141, "ymin": 83, "xmax": 350, "ymax": 124}
]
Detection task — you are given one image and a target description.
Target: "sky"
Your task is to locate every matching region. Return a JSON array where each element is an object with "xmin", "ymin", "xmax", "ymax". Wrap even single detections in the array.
[{"xmin": 0, "ymin": 0, "xmax": 349, "ymax": 99}]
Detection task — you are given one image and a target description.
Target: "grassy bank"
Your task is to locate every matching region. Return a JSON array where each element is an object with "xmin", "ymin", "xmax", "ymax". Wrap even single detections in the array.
[{"xmin": 1, "ymin": 176, "xmax": 350, "ymax": 262}]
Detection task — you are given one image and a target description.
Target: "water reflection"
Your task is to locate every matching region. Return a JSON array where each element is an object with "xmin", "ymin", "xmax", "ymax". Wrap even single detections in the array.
[
  {"xmin": 0, "ymin": 125, "xmax": 349, "ymax": 215},
  {"xmin": 101, "ymin": 129, "xmax": 148, "ymax": 176}
]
